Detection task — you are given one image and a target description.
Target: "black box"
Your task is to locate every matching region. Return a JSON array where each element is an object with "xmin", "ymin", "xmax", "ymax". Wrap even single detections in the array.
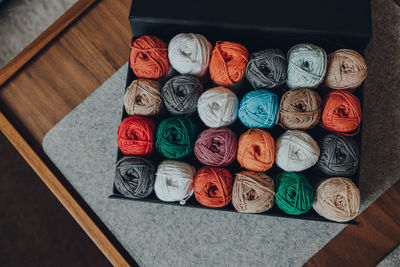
[{"xmin": 110, "ymin": 0, "xmax": 372, "ymax": 224}]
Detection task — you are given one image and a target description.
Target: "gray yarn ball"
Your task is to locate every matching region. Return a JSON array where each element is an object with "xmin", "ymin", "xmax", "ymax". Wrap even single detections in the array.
[
  {"xmin": 114, "ymin": 156, "xmax": 155, "ymax": 199},
  {"xmin": 317, "ymin": 134, "xmax": 360, "ymax": 177},
  {"xmin": 246, "ymin": 49, "xmax": 287, "ymax": 89},
  {"xmin": 162, "ymin": 75, "xmax": 204, "ymax": 115}
]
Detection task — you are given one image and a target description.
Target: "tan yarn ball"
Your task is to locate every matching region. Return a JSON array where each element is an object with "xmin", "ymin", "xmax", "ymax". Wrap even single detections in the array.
[
  {"xmin": 124, "ymin": 79, "xmax": 163, "ymax": 116},
  {"xmin": 324, "ymin": 49, "xmax": 367, "ymax": 90},
  {"xmin": 279, "ymin": 88, "xmax": 322, "ymax": 130},
  {"xmin": 313, "ymin": 177, "xmax": 360, "ymax": 222},
  {"xmin": 232, "ymin": 171, "xmax": 275, "ymax": 213}
]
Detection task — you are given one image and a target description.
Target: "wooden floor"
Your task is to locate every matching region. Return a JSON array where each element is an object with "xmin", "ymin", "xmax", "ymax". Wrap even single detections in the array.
[{"xmin": 0, "ymin": 0, "xmax": 399, "ymax": 265}]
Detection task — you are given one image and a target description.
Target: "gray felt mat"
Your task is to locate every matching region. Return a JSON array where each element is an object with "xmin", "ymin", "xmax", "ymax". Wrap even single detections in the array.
[{"xmin": 42, "ymin": 0, "xmax": 400, "ymax": 265}]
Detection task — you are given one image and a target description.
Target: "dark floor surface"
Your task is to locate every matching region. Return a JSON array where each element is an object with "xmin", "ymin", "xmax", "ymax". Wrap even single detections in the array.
[{"xmin": 0, "ymin": 133, "xmax": 110, "ymax": 266}]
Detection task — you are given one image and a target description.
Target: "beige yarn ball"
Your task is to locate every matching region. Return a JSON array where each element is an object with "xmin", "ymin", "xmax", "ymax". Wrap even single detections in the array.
[
  {"xmin": 124, "ymin": 79, "xmax": 163, "ymax": 116},
  {"xmin": 313, "ymin": 177, "xmax": 360, "ymax": 222}
]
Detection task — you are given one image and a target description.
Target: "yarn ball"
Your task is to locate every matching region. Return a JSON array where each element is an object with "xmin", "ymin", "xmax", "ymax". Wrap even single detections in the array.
[
  {"xmin": 317, "ymin": 134, "xmax": 360, "ymax": 177},
  {"xmin": 168, "ymin": 33, "xmax": 212, "ymax": 77},
  {"xmin": 279, "ymin": 88, "xmax": 322, "ymax": 130},
  {"xmin": 232, "ymin": 171, "xmax": 275, "ymax": 213},
  {"xmin": 276, "ymin": 130, "xmax": 320, "ymax": 172},
  {"xmin": 209, "ymin": 41, "xmax": 249, "ymax": 86},
  {"xmin": 321, "ymin": 90, "xmax": 362, "ymax": 136},
  {"xmin": 197, "ymin": 86, "xmax": 239, "ymax": 127},
  {"xmin": 194, "ymin": 128, "xmax": 237, "ymax": 167},
  {"xmin": 117, "ymin": 116, "xmax": 156, "ymax": 155},
  {"xmin": 313, "ymin": 177, "xmax": 360, "ymax": 222},
  {"xmin": 162, "ymin": 75, "xmax": 203, "ymax": 115},
  {"xmin": 155, "ymin": 116, "xmax": 198, "ymax": 159},
  {"xmin": 237, "ymin": 128, "xmax": 275, "ymax": 172},
  {"xmin": 124, "ymin": 79, "xmax": 163, "ymax": 116},
  {"xmin": 286, "ymin": 43, "xmax": 327, "ymax": 89},
  {"xmin": 238, "ymin": 89, "xmax": 279, "ymax": 128},
  {"xmin": 246, "ymin": 49, "xmax": 287, "ymax": 89},
  {"xmin": 275, "ymin": 172, "xmax": 314, "ymax": 215},
  {"xmin": 194, "ymin": 166, "xmax": 233, "ymax": 208},
  {"xmin": 154, "ymin": 160, "xmax": 196, "ymax": 205},
  {"xmin": 324, "ymin": 49, "xmax": 367, "ymax": 90},
  {"xmin": 114, "ymin": 156, "xmax": 155, "ymax": 199},
  {"xmin": 129, "ymin": 35, "xmax": 169, "ymax": 79}
]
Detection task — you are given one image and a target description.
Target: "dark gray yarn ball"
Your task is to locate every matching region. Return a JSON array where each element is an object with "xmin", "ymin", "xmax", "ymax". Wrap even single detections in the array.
[
  {"xmin": 162, "ymin": 74, "xmax": 204, "ymax": 115},
  {"xmin": 246, "ymin": 49, "xmax": 287, "ymax": 89},
  {"xmin": 317, "ymin": 134, "xmax": 360, "ymax": 177},
  {"xmin": 114, "ymin": 156, "xmax": 155, "ymax": 199}
]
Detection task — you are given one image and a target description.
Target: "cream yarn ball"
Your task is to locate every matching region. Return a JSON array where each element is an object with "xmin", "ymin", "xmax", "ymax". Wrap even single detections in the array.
[
  {"xmin": 197, "ymin": 86, "xmax": 239, "ymax": 128},
  {"xmin": 154, "ymin": 160, "xmax": 196, "ymax": 205},
  {"xmin": 276, "ymin": 130, "xmax": 320, "ymax": 172},
  {"xmin": 168, "ymin": 33, "xmax": 212, "ymax": 77}
]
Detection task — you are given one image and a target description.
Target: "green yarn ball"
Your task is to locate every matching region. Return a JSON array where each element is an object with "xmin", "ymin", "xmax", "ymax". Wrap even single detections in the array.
[
  {"xmin": 156, "ymin": 117, "xmax": 198, "ymax": 159},
  {"xmin": 275, "ymin": 172, "xmax": 314, "ymax": 215}
]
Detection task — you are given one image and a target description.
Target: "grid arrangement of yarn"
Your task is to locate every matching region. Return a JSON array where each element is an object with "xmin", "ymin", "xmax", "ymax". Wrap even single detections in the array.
[{"xmin": 114, "ymin": 33, "xmax": 366, "ymax": 223}]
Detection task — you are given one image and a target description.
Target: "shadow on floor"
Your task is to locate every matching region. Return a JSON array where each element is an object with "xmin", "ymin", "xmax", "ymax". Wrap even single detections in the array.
[{"xmin": 0, "ymin": 133, "xmax": 110, "ymax": 266}]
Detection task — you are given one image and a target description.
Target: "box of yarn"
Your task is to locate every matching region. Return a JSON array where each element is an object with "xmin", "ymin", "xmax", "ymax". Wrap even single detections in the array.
[{"xmin": 110, "ymin": 0, "xmax": 371, "ymax": 224}]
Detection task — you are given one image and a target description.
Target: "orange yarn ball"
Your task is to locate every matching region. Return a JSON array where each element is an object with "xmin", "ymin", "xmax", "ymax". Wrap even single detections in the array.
[
  {"xmin": 194, "ymin": 166, "xmax": 233, "ymax": 207},
  {"xmin": 209, "ymin": 41, "xmax": 249, "ymax": 86},
  {"xmin": 237, "ymin": 129, "xmax": 275, "ymax": 172},
  {"xmin": 130, "ymin": 35, "xmax": 170, "ymax": 79},
  {"xmin": 321, "ymin": 91, "xmax": 362, "ymax": 136}
]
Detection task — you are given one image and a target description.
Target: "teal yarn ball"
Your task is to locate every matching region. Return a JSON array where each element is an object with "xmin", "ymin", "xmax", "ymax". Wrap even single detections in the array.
[
  {"xmin": 286, "ymin": 43, "xmax": 327, "ymax": 89},
  {"xmin": 155, "ymin": 117, "xmax": 198, "ymax": 159},
  {"xmin": 275, "ymin": 172, "xmax": 314, "ymax": 215},
  {"xmin": 238, "ymin": 89, "xmax": 279, "ymax": 128}
]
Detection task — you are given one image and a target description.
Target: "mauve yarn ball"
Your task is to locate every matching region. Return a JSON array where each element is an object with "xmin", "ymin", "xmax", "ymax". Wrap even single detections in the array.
[
  {"xmin": 194, "ymin": 127, "xmax": 237, "ymax": 167},
  {"xmin": 317, "ymin": 134, "xmax": 360, "ymax": 177},
  {"xmin": 246, "ymin": 49, "xmax": 287, "ymax": 89},
  {"xmin": 162, "ymin": 75, "xmax": 203, "ymax": 115},
  {"xmin": 114, "ymin": 156, "xmax": 155, "ymax": 199}
]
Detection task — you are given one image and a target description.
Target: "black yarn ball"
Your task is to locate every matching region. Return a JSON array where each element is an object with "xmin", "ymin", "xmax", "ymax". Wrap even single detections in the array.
[
  {"xmin": 317, "ymin": 134, "xmax": 360, "ymax": 177},
  {"xmin": 114, "ymin": 156, "xmax": 155, "ymax": 199}
]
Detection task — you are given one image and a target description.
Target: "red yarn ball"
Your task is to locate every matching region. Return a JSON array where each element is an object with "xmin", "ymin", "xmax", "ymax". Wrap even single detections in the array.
[
  {"xmin": 130, "ymin": 35, "xmax": 170, "ymax": 80},
  {"xmin": 194, "ymin": 166, "xmax": 233, "ymax": 207},
  {"xmin": 117, "ymin": 116, "xmax": 156, "ymax": 155}
]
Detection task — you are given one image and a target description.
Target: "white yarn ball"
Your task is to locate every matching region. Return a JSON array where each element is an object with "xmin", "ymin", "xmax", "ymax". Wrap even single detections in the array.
[
  {"xmin": 276, "ymin": 130, "xmax": 320, "ymax": 172},
  {"xmin": 197, "ymin": 86, "xmax": 239, "ymax": 128},
  {"xmin": 154, "ymin": 160, "xmax": 196, "ymax": 205},
  {"xmin": 168, "ymin": 33, "xmax": 212, "ymax": 77}
]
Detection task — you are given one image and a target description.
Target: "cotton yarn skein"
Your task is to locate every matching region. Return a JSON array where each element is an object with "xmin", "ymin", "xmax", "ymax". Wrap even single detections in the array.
[
  {"xmin": 210, "ymin": 41, "xmax": 249, "ymax": 86},
  {"xmin": 114, "ymin": 156, "xmax": 155, "ymax": 199},
  {"xmin": 130, "ymin": 35, "xmax": 169, "ymax": 80},
  {"xmin": 275, "ymin": 172, "xmax": 314, "ymax": 215},
  {"xmin": 286, "ymin": 43, "xmax": 327, "ymax": 89},
  {"xmin": 276, "ymin": 130, "xmax": 320, "ymax": 172},
  {"xmin": 321, "ymin": 90, "xmax": 362, "ymax": 136},
  {"xmin": 313, "ymin": 177, "xmax": 360, "ymax": 222},
  {"xmin": 246, "ymin": 49, "xmax": 287, "ymax": 89},
  {"xmin": 124, "ymin": 79, "xmax": 163, "ymax": 116},
  {"xmin": 162, "ymin": 75, "xmax": 203, "ymax": 115},
  {"xmin": 238, "ymin": 89, "xmax": 279, "ymax": 128},
  {"xmin": 154, "ymin": 160, "xmax": 196, "ymax": 205},
  {"xmin": 155, "ymin": 117, "xmax": 198, "ymax": 159},
  {"xmin": 194, "ymin": 166, "xmax": 233, "ymax": 208},
  {"xmin": 317, "ymin": 134, "xmax": 360, "ymax": 176},
  {"xmin": 168, "ymin": 33, "xmax": 212, "ymax": 77},
  {"xmin": 197, "ymin": 86, "xmax": 239, "ymax": 128},
  {"xmin": 194, "ymin": 128, "xmax": 237, "ymax": 167},
  {"xmin": 324, "ymin": 49, "xmax": 367, "ymax": 90},
  {"xmin": 232, "ymin": 171, "xmax": 275, "ymax": 213},
  {"xmin": 117, "ymin": 116, "xmax": 156, "ymax": 155},
  {"xmin": 237, "ymin": 128, "xmax": 275, "ymax": 172},
  {"xmin": 279, "ymin": 88, "xmax": 322, "ymax": 130}
]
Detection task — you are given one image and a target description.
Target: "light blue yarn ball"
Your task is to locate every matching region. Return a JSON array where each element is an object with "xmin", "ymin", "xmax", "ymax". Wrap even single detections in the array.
[{"xmin": 238, "ymin": 89, "xmax": 279, "ymax": 128}]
